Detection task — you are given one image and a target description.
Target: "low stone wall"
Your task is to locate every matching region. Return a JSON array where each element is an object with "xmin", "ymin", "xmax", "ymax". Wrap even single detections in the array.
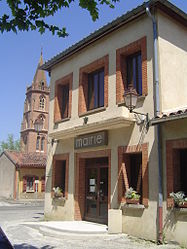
[{"xmin": 19, "ymin": 192, "xmax": 45, "ymax": 199}]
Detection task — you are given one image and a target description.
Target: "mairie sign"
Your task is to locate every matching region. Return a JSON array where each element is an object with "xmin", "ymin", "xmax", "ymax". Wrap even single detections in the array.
[{"xmin": 74, "ymin": 131, "xmax": 108, "ymax": 149}]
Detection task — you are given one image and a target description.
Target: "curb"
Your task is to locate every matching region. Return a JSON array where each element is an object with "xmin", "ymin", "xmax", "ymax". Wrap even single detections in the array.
[{"xmin": 39, "ymin": 225, "xmax": 108, "ymax": 237}]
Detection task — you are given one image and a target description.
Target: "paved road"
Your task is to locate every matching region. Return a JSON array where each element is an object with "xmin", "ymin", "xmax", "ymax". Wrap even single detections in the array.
[{"xmin": 0, "ymin": 199, "xmax": 181, "ymax": 249}]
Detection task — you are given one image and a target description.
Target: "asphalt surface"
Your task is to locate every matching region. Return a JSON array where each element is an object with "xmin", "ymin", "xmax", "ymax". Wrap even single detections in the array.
[{"xmin": 0, "ymin": 199, "xmax": 182, "ymax": 249}]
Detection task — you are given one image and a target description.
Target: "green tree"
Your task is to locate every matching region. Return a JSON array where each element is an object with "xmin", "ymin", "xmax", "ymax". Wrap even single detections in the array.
[
  {"xmin": 0, "ymin": 0, "xmax": 119, "ymax": 37},
  {"xmin": 0, "ymin": 134, "xmax": 20, "ymax": 154}
]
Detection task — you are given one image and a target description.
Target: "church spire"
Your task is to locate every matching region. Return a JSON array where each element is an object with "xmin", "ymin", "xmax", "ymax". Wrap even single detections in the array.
[{"xmin": 33, "ymin": 49, "xmax": 47, "ymax": 86}]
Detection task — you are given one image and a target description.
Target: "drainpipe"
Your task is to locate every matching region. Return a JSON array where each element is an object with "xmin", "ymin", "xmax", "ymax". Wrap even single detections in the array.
[{"xmin": 146, "ymin": 5, "xmax": 163, "ymax": 244}]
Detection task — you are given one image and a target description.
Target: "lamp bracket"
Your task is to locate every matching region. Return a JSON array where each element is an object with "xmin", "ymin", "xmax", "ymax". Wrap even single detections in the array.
[{"xmin": 130, "ymin": 110, "xmax": 149, "ymax": 127}]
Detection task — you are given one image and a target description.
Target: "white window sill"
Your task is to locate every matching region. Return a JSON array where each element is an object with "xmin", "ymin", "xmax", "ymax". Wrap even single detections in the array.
[{"xmin": 26, "ymin": 190, "xmax": 35, "ymax": 193}]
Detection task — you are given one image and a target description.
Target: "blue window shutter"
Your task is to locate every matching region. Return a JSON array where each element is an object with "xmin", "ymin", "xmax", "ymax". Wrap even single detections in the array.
[
  {"xmin": 94, "ymin": 73, "xmax": 98, "ymax": 108},
  {"xmin": 99, "ymin": 70, "xmax": 104, "ymax": 107},
  {"xmin": 133, "ymin": 57, "xmax": 137, "ymax": 90},
  {"xmin": 137, "ymin": 54, "xmax": 142, "ymax": 95}
]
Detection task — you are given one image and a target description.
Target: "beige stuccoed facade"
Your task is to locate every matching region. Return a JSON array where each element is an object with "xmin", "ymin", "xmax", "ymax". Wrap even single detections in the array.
[{"xmin": 42, "ymin": 1, "xmax": 187, "ymax": 247}]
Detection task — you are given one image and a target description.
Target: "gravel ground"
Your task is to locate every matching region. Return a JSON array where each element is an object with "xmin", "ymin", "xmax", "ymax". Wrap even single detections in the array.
[{"xmin": 0, "ymin": 199, "xmax": 183, "ymax": 249}]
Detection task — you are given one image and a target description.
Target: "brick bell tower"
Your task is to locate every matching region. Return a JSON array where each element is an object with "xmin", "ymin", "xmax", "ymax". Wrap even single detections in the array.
[{"xmin": 20, "ymin": 51, "xmax": 50, "ymax": 153}]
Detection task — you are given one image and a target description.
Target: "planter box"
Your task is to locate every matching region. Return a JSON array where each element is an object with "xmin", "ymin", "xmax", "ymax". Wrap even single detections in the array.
[
  {"xmin": 52, "ymin": 197, "xmax": 66, "ymax": 206},
  {"xmin": 126, "ymin": 198, "xmax": 140, "ymax": 204},
  {"xmin": 178, "ymin": 202, "xmax": 187, "ymax": 208}
]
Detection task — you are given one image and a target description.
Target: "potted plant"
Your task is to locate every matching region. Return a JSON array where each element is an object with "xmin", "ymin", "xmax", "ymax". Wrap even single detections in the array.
[
  {"xmin": 170, "ymin": 191, "xmax": 187, "ymax": 208},
  {"xmin": 52, "ymin": 187, "xmax": 65, "ymax": 206},
  {"xmin": 125, "ymin": 187, "xmax": 140, "ymax": 204},
  {"xmin": 53, "ymin": 187, "xmax": 63, "ymax": 198}
]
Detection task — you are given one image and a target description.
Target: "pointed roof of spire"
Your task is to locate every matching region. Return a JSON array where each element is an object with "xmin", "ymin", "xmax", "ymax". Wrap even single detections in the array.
[{"xmin": 33, "ymin": 50, "xmax": 47, "ymax": 85}]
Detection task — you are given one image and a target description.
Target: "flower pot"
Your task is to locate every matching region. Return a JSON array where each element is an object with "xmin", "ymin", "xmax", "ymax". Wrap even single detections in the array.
[
  {"xmin": 54, "ymin": 193, "xmax": 63, "ymax": 198},
  {"xmin": 126, "ymin": 198, "xmax": 140, "ymax": 204}
]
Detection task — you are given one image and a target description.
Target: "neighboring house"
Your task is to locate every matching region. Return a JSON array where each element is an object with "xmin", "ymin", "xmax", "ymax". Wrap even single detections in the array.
[
  {"xmin": 0, "ymin": 52, "xmax": 49, "ymax": 200},
  {"xmin": 41, "ymin": 0, "xmax": 187, "ymax": 246},
  {"xmin": 0, "ymin": 151, "xmax": 46, "ymax": 199}
]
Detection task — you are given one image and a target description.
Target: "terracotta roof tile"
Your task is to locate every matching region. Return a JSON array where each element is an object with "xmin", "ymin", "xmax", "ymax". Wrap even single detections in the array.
[
  {"xmin": 4, "ymin": 150, "xmax": 22, "ymax": 165},
  {"xmin": 151, "ymin": 108, "xmax": 187, "ymax": 125},
  {"xmin": 4, "ymin": 150, "xmax": 46, "ymax": 168},
  {"xmin": 20, "ymin": 152, "xmax": 46, "ymax": 167}
]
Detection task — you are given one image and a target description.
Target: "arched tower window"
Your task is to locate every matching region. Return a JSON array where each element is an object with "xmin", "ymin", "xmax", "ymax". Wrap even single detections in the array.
[
  {"xmin": 36, "ymin": 136, "xmax": 40, "ymax": 151},
  {"xmin": 41, "ymin": 137, "xmax": 45, "ymax": 152},
  {"xmin": 39, "ymin": 96, "xmax": 45, "ymax": 110},
  {"xmin": 34, "ymin": 115, "xmax": 45, "ymax": 132},
  {"xmin": 39, "ymin": 81, "xmax": 45, "ymax": 90}
]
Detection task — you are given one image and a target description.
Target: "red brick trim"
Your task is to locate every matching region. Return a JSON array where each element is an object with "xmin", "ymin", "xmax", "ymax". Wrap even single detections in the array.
[
  {"xmin": 166, "ymin": 138, "xmax": 187, "ymax": 208},
  {"xmin": 116, "ymin": 37, "xmax": 147, "ymax": 104},
  {"xmin": 54, "ymin": 73, "xmax": 73, "ymax": 123},
  {"xmin": 52, "ymin": 153, "xmax": 69, "ymax": 199},
  {"xmin": 78, "ymin": 55, "xmax": 109, "ymax": 115},
  {"xmin": 74, "ymin": 149, "xmax": 111, "ymax": 221},
  {"xmin": 118, "ymin": 143, "xmax": 149, "ymax": 207}
]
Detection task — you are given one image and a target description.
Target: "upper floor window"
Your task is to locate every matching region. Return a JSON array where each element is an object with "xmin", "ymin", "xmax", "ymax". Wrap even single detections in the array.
[
  {"xmin": 39, "ymin": 96, "xmax": 45, "ymax": 110},
  {"xmin": 79, "ymin": 55, "xmax": 108, "ymax": 115},
  {"xmin": 60, "ymin": 84, "xmax": 69, "ymax": 119},
  {"xmin": 116, "ymin": 37, "xmax": 147, "ymax": 104},
  {"xmin": 87, "ymin": 68, "xmax": 104, "ymax": 110},
  {"xmin": 126, "ymin": 52, "xmax": 142, "ymax": 95},
  {"xmin": 54, "ymin": 73, "xmax": 72, "ymax": 123}
]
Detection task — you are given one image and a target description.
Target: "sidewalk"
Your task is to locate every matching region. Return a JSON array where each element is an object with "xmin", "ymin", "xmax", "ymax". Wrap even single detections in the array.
[
  {"xmin": 23, "ymin": 221, "xmax": 181, "ymax": 249},
  {"xmin": 24, "ymin": 221, "xmax": 108, "ymax": 236}
]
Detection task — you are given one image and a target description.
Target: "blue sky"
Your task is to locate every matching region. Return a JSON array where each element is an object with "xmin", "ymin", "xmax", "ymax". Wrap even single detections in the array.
[{"xmin": 0, "ymin": 0, "xmax": 186, "ymax": 142}]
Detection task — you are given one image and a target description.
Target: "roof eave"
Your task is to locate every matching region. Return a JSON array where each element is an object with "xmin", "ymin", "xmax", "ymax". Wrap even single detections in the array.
[
  {"xmin": 150, "ymin": 113, "xmax": 187, "ymax": 125},
  {"xmin": 40, "ymin": 0, "xmax": 187, "ymax": 72},
  {"xmin": 40, "ymin": 6, "xmax": 147, "ymax": 72}
]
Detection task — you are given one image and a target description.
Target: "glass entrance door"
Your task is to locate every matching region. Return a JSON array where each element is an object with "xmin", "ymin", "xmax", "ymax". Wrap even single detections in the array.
[{"xmin": 85, "ymin": 159, "xmax": 108, "ymax": 224}]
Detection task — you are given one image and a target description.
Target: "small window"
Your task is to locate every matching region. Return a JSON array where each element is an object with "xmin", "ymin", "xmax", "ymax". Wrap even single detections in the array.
[
  {"xmin": 54, "ymin": 73, "xmax": 72, "ymax": 123},
  {"xmin": 87, "ymin": 68, "xmax": 104, "ymax": 110},
  {"xmin": 126, "ymin": 52, "xmax": 142, "ymax": 95},
  {"xmin": 59, "ymin": 83, "xmax": 69, "ymax": 119},
  {"xmin": 54, "ymin": 160, "xmax": 66, "ymax": 196},
  {"xmin": 41, "ymin": 137, "xmax": 45, "ymax": 152},
  {"xmin": 40, "ymin": 81, "xmax": 45, "ymax": 90},
  {"xmin": 36, "ymin": 136, "xmax": 40, "ymax": 151}
]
